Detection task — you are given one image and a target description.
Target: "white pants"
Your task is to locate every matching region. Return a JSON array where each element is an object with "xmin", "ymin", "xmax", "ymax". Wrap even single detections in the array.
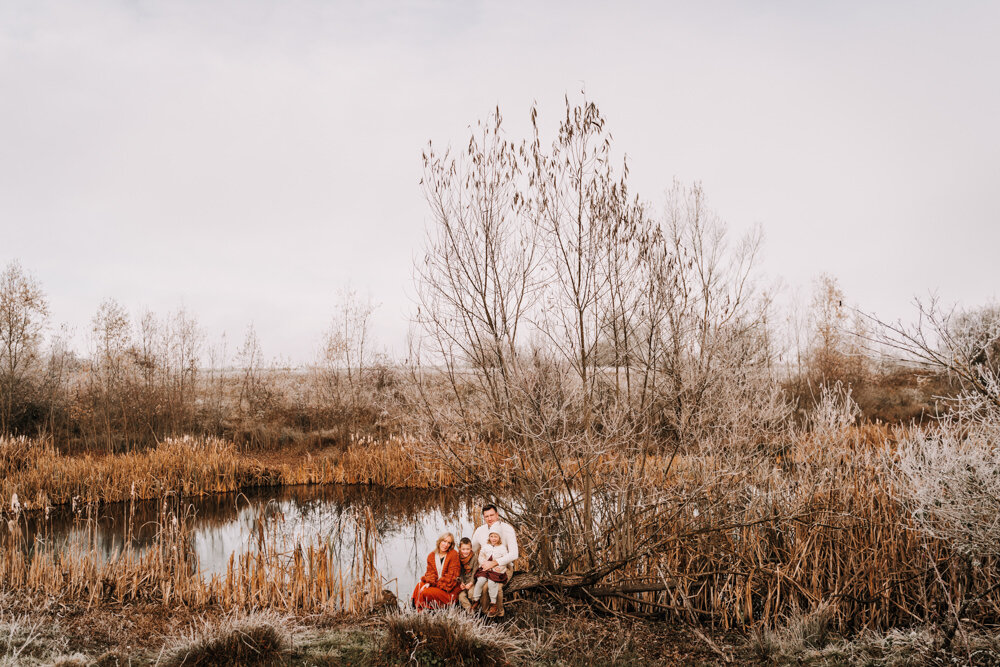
[{"xmin": 472, "ymin": 576, "xmax": 500, "ymax": 603}]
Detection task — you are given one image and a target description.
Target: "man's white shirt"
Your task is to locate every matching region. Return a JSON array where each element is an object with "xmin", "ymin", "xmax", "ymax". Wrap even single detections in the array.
[{"xmin": 470, "ymin": 520, "xmax": 519, "ymax": 568}]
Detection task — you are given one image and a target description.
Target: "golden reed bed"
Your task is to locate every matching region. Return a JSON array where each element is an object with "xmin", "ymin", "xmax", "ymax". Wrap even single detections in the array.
[
  {"xmin": 0, "ymin": 435, "xmax": 453, "ymax": 512},
  {"xmin": 1, "ymin": 427, "xmax": 997, "ymax": 633}
]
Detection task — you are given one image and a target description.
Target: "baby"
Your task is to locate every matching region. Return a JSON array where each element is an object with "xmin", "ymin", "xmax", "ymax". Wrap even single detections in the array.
[{"xmin": 471, "ymin": 527, "xmax": 508, "ymax": 617}]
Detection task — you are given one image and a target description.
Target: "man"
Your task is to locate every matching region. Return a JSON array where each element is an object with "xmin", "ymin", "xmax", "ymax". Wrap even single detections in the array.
[{"xmin": 469, "ymin": 504, "xmax": 518, "ymax": 617}]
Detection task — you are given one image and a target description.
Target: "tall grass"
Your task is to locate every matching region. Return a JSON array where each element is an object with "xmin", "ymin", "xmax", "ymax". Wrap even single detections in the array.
[
  {"xmin": 3, "ymin": 424, "xmax": 998, "ymax": 634},
  {"xmin": 0, "ymin": 496, "xmax": 384, "ymax": 614},
  {"xmin": 558, "ymin": 423, "xmax": 1000, "ymax": 632},
  {"xmin": 0, "ymin": 434, "xmax": 451, "ymax": 512}
]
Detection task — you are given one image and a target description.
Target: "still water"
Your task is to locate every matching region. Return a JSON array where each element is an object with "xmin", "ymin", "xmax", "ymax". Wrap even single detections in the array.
[{"xmin": 21, "ymin": 485, "xmax": 479, "ymax": 601}]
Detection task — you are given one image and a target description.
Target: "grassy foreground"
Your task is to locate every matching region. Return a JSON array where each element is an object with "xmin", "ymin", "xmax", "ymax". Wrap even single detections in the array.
[
  {"xmin": 4, "ymin": 594, "xmax": 998, "ymax": 666},
  {"xmin": 0, "ymin": 593, "xmax": 735, "ymax": 666}
]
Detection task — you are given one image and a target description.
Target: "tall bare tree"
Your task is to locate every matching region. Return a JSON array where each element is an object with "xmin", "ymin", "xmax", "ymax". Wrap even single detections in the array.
[
  {"xmin": 413, "ymin": 99, "xmax": 783, "ymax": 593},
  {"xmin": 0, "ymin": 261, "xmax": 49, "ymax": 433},
  {"xmin": 314, "ymin": 288, "xmax": 380, "ymax": 441},
  {"xmin": 654, "ymin": 181, "xmax": 780, "ymax": 450},
  {"xmin": 236, "ymin": 323, "xmax": 272, "ymax": 424},
  {"xmin": 88, "ymin": 298, "xmax": 133, "ymax": 450}
]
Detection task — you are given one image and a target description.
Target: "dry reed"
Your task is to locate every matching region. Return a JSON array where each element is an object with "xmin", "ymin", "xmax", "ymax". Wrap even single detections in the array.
[
  {"xmin": 0, "ymin": 434, "xmax": 451, "ymax": 513},
  {"xmin": 3, "ymin": 425, "xmax": 997, "ymax": 634},
  {"xmin": 0, "ymin": 496, "xmax": 385, "ymax": 615},
  {"xmin": 563, "ymin": 424, "xmax": 999, "ymax": 632}
]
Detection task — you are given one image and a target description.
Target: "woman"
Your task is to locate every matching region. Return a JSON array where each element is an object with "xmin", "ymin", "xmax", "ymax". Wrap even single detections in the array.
[{"xmin": 411, "ymin": 531, "xmax": 461, "ymax": 610}]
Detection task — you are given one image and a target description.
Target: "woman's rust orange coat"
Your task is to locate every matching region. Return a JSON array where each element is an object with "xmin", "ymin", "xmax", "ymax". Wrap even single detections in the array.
[{"xmin": 419, "ymin": 549, "xmax": 461, "ymax": 593}]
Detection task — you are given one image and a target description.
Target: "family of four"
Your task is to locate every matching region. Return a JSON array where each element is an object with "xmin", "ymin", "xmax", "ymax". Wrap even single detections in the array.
[{"xmin": 410, "ymin": 504, "xmax": 518, "ymax": 618}]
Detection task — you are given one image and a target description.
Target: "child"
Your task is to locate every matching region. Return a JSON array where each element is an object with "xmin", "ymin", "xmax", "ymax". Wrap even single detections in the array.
[
  {"xmin": 471, "ymin": 527, "xmax": 508, "ymax": 617},
  {"xmin": 456, "ymin": 537, "xmax": 476, "ymax": 611}
]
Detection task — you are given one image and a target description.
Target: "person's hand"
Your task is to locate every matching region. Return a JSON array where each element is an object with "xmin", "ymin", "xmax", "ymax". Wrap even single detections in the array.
[{"xmin": 483, "ymin": 560, "xmax": 497, "ymax": 570}]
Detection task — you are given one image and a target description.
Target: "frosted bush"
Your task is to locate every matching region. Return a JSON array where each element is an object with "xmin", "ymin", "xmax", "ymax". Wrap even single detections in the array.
[
  {"xmin": 809, "ymin": 382, "xmax": 861, "ymax": 437},
  {"xmin": 894, "ymin": 417, "xmax": 1000, "ymax": 558}
]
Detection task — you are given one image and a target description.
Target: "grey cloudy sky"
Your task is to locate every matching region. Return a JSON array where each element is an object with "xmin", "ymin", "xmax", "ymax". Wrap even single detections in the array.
[{"xmin": 2, "ymin": 1, "xmax": 998, "ymax": 363}]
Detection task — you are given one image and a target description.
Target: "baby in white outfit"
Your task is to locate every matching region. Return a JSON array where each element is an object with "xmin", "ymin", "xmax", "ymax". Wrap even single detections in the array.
[{"xmin": 471, "ymin": 527, "xmax": 508, "ymax": 611}]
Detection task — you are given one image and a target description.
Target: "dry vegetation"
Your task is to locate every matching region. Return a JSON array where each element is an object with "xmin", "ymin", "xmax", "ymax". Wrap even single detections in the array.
[
  {"xmin": 2, "ymin": 98, "xmax": 1000, "ymax": 663},
  {"xmin": 1, "ymin": 493, "xmax": 384, "ymax": 615},
  {"xmin": 0, "ymin": 434, "xmax": 450, "ymax": 512},
  {"xmin": 160, "ymin": 612, "xmax": 292, "ymax": 667}
]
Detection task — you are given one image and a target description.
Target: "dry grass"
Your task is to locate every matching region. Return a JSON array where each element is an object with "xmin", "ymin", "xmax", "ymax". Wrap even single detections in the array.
[
  {"xmin": 0, "ymin": 434, "xmax": 451, "ymax": 513},
  {"xmin": 268, "ymin": 435, "xmax": 454, "ymax": 488},
  {"xmin": 1, "ymin": 421, "xmax": 998, "ymax": 639},
  {"xmin": 383, "ymin": 607, "xmax": 524, "ymax": 666},
  {"xmin": 47, "ymin": 656, "xmax": 90, "ymax": 667},
  {"xmin": 160, "ymin": 612, "xmax": 291, "ymax": 666},
  {"xmin": 0, "ymin": 607, "xmax": 75, "ymax": 666},
  {"xmin": 748, "ymin": 617, "xmax": 1000, "ymax": 666},
  {"xmin": 588, "ymin": 427, "xmax": 1000, "ymax": 631},
  {"xmin": 749, "ymin": 603, "xmax": 837, "ymax": 662}
]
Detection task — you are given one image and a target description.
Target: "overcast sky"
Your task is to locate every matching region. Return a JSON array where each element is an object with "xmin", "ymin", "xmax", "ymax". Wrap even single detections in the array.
[{"xmin": 2, "ymin": 1, "xmax": 998, "ymax": 364}]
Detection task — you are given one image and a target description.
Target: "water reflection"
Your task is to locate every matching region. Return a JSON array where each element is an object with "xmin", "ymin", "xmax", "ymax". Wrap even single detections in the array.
[{"xmin": 20, "ymin": 485, "xmax": 479, "ymax": 600}]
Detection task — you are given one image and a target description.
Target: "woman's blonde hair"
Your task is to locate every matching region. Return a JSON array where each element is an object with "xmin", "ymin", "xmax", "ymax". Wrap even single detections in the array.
[{"xmin": 436, "ymin": 532, "xmax": 456, "ymax": 552}]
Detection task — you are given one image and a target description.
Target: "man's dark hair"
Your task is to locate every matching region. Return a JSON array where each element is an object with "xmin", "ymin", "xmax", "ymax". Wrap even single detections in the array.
[
  {"xmin": 482, "ymin": 504, "xmax": 498, "ymax": 515},
  {"xmin": 459, "ymin": 537, "xmax": 472, "ymax": 545}
]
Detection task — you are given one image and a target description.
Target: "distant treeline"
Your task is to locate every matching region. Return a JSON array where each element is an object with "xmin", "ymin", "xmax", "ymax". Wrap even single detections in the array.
[
  {"xmin": 0, "ymin": 254, "xmax": 992, "ymax": 453},
  {"xmin": 0, "ymin": 262, "xmax": 401, "ymax": 452}
]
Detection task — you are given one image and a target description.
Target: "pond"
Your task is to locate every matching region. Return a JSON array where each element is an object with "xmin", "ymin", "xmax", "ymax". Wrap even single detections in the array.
[{"xmin": 17, "ymin": 485, "xmax": 480, "ymax": 602}]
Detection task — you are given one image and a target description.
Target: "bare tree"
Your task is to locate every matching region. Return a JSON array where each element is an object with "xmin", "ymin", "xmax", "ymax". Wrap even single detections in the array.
[
  {"xmin": 0, "ymin": 261, "xmax": 49, "ymax": 433},
  {"xmin": 164, "ymin": 307, "xmax": 203, "ymax": 432},
  {"xmin": 88, "ymin": 298, "xmax": 134, "ymax": 451},
  {"xmin": 315, "ymin": 288, "xmax": 378, "ymax": 429},
  {"xmin": 809, "ymin": 274, "xmax": 849, "ymax": 381},
  {"xmin": 203, "ymin": 333, "xmax": 229, "ymax": 436},
  {"xmin": 802, "ymin": 274, "xmax": 869, "ymax": 391},
  {"xmin": 131, "ymin": 307, "xmax": 203, "ymax": 438},
  {"xmin": 312, "ymin": 288, "xmax": 381, "ymax": 443},
  {"xmin": 412, "ymin": 99, "xmax": 783, "ymax": 596},
  {"xmin": 34, "ymin": 323, "xmax": 78, "ymax": 442},
  {"xmin": 654, "ymin": 181, "xmax": 782, "ymax": 451},
  {"xmin": 236, "ymin": 323, "xmax": 272, "ymax": 425},
  {"xmin": 414, "ymin": 106, "xmax": 541, "ymax": 444},
  {"xmin": 867, "ymin": 297, "xmax": 1000, "ymax": 416},
  {"xmin": 948, "ymin": 303, "xmax": 1000, "ymax": 375}
]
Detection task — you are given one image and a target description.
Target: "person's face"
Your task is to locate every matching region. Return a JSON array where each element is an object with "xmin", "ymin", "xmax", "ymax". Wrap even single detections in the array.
[
  {"xmin": 483, "ymin": 508, "xmax": 498, "ymax": 526},
  {"xmin": 488, "ymin": 533, "xmax": 500, "ymax": 546},
  {"xmin": 439, "ymin": 536, "xmax": 453, "ymax": 553},
  {"xmin": 459, "ymin": 543, "xmax": 472, "ymax": 558}
]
